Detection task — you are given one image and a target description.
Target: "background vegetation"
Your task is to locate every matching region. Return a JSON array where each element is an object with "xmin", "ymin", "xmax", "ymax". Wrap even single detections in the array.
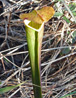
[{"xmin": 0, "ymin": 0, "xmax": 76, "ymax": 98}]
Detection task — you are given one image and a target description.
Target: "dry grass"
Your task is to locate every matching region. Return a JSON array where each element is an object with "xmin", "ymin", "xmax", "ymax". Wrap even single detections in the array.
[{"xmin": 0, "ymin": 0, "xmax": 76, "ymax": 98}]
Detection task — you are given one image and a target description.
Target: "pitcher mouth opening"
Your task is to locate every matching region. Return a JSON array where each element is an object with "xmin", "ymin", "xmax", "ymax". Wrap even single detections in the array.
[{"xmin": 24, "ymin": 19, "xmax": 44, "ymax": 32}]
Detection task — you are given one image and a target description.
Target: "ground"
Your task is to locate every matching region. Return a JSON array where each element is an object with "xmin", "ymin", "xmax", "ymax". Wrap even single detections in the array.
[{"xmin": 0, "ymin": 0, "xmax": 76, "ymax": 98}]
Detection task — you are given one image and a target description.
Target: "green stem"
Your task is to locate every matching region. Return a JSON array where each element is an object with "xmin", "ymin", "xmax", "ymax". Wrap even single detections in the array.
[{"xmin": 24, "ymin": 20, "xmax": 44, "ymax": 98}]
